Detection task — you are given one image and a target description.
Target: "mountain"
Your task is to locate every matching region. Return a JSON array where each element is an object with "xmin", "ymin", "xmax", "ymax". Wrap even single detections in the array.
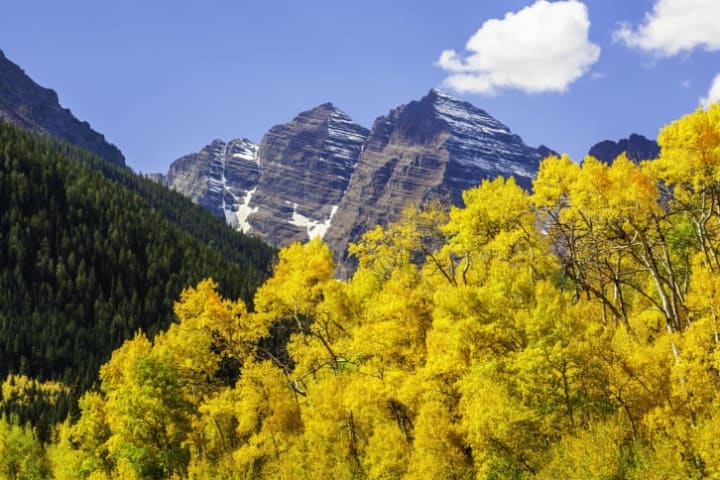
[
  {"xmin": 588, "ymin": 133, "xmax": 659, "ymax": 164},
  {"xmin": 158, "ymin": 89, "xmax": 553, "ymax": 262},
  {"xmin": 247, "ymin": 103, "xmax": 369, "ymax": 244},
  {"xmin": 324, "ymin": 89, "xmax": 553, "ymax": 263},
  {"xmin": 160, "ymin": 138, "xmax": 260, "ymax": 224},
  {"xmin": 162, "ymin": 103, "xmax": 369, "ymax": 246},
  {"xmin": 0, "ymin": 49, "xmax": 125, "ymax": 166}
]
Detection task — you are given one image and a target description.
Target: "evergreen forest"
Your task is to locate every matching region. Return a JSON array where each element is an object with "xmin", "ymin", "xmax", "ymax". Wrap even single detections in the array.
[{"xmin": 0, "ymin": 122, "xmax": 275, "ymax": 437}]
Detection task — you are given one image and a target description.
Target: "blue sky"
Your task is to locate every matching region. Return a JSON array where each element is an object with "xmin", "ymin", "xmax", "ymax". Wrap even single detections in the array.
[{"xmin": 1, "ymin": 1, "xmax": 718, "ymax": 173}]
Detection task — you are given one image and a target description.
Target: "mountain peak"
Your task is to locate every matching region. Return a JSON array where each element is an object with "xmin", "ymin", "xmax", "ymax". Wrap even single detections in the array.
[
  {"xmin": 161, "ymin": 90, "xmax": 555, "ymax": 269},
  {"xmin": 315, "ymin": 101, "xmax": 337, "ymax": 109},
  {"xmin": 306, "ymin": 102, "xmax": 343, "ymax": 116},
  {"xmin": 324, "ymin": 91, "xmax": 557, "ymax": 268},
  {"xmin": 588, "ymin": 133, "xmax": 659, "ymax": 164},
  {"xmin": 427, "ymin": 87, "xmax": 457, "ymax": 100},
  {"xmin": 291, "ymin": 102, "xmax": 356, "ymax": 126}
]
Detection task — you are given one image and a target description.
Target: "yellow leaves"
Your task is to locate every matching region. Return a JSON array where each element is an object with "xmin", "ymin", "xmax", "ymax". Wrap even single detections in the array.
[
  {"xmin": 544, "ymin": 153, "xmax": 661, "ymax": 227},
  {"xmin": 444, "ymin": 176, "xmax": 531, "ymax": 257},
  {"xmin": 0, "ymin": 374, "xmax": 68, "ymax": 408},
  {"xmin": 350, "ymin": 267, "xmax": 430, "ymax": 372},
  {"xmin": 255, "ymin": 237, "xmax": 335, "ymax": 323},
  {"xmin": 0, "ymin": 416, "xmax": 51, "ymax": 479},
  {"xmin": 349, "ymin": 224, "xmax": 412, "ymax": 277},
  {"xmin": 405, "ymin": 400, "xmax": 473, "ymax": 480},
  {"xmin": 655, "ymin": 103, "xmax": 720, "ymax": 194},
  {"xmin": 70, "ymin": 279, "xmax": 268, "ymax": 478},
  {"xmin": 227, "ymin": 360, "xmax": 301, "ymax": 475},
  {"xmin": 350, "ymin": 203, "xmax": 447, "ymax": 282},
  {"xmin": 671, "ymin": 318, "xmax": 720, "ymax": 415},
  {"xmin": 629, "ymin": 435, "xmax": 697, "ymax": 480},
  {"xmin": 71, "ymin": 391, "xmax": 110, "ymax": 457},
  {"xmin": 97, "ymin": 331, "xmax": 193, "ymax": 477},
  {"xmin": 47, "ymin": 421, "xmax": 86, "ymax": 480},
  {"xmin": 693, "ymin": 414, "xmax": 720, "ymax": 478},
  {"xmin": 532, "ymin": 153, "xmax": 579, "ymax": 210},
  {"xmin": 608, "ymin": 320, "xmax": 673, "ymax": 419},
  {"xmin": 458, "ymin": 365, "xmax": 542, "ymax": 477},
  {"xmin": 534, "ymin": 418, "xmax": 631, "ymax": 480},
  {"xmin": 362, "ymin": 422, "xmax": 410, "ymax": 480},
  {"xmin": 687, "ymin": 257, "xmax": 720, "ymax": 323},
  {"xmin": 158, "ymin": 279, "xmax": 258, "ymax": 399},
  {"xmin": 98, "ymin": 332, "xmax": 153, "ymax": 393},
  {"xmin": 186, "ymin": 359, "xmax": 301, "ymax": 479},
  {"xmin": 606, "ymin": 154, "xmax": 662, "ymax": 219},
  {"xmin": 46, "ymin": 104, "xmax": 720, "ymax": 478}
]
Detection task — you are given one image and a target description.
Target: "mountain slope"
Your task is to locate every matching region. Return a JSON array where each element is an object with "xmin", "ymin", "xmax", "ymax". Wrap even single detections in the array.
[
  {"xmin": 0, "ymin": 49, "xmax": 125, "ymax": 166},
  {"xmin": 163, "ymin": 103, "xmax": 369, "ymax": 246},
  {"xmin": 0, "ymin": 122, "xmax": 275, "ymax": 399},
  {"xmin": 160, "ymin": 138, "xmax": 260, "ymax": 226},
  {"xmin": 246, "ymin": 103, "xmax": 369, "ymax": 244},
  {"xmin": 324, "ymin": 89, "xmax": 554, "ymax": 264}
]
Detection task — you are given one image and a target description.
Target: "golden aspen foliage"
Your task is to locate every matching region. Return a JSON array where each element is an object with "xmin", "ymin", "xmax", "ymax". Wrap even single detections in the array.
[
  {"xmin": 0, "ymin": 416, "xmax": 51, "ymax": 479},
  {"xmin": 1, "ymin": 374, "xmax": 69, "ymax": 408},
  {"xmin": 99, "ymin": 333, "xmax": 193, "ymax": 478},
  {"xmin": 47, "ymin": 421, "xmax": 86, "ymax": 480},
  {"xmin": 533, "ymin": 419, "xmax": 631, "ymax": 480},
  {"xmin": 531, "ymin": 153, "xmax": 579, "ymax": 211},
  {"xmin": 254, "ymin": 237, "xmax": 335, "ymax": 325},
  {"xmin": 37, "ymin": 105, "xmax": 720, "ymax": 479},
  {"xmin": 654, "ymin": 103, "xmax": 720, "ymax": 197},
  {"xmin": 349, "ymin": 204, "xmax": 447, "ymax": 282}
]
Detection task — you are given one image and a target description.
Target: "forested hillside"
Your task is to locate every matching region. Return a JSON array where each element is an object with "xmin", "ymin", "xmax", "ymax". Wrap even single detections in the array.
[
  {"xmin": 0, "ymin": 122, "xmax": 275, "ymax": 433},
  {"xmin": 5, "ymin": 105, "xmax": 720, "ymax": 479},
  {"xmin": 49, "ymin": 138, "xmax": 274, "ymax": 271}
]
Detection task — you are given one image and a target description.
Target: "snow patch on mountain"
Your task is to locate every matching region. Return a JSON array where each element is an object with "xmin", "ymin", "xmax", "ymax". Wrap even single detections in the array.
[
  {"xmin": 325, "ymin": 110, "xmax": 370, "ymax": 167},
  {"xmin": 431, "ymin": 89, "xmax": 545, "ymax": 181},
  {"xmin": 289, "ymin": 203, "xmax": 339, "ymax": 239},
  {"xmin": 232, "ymin": 187, "xmax": 259, "ymax": 233},
  {"xmin": 231, "ymin": 140, "xmax": 259, "ymax": 163}
]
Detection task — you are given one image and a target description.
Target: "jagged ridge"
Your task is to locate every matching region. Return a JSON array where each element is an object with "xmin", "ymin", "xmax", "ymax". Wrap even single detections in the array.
[
  {"xmin": 0, "ymin": 49, "xmax": 125, "ymax": 166},
  {"xmin": 588, "ymin": 133, "xmax": 659, "ymax": 164},
  {"xmin": 158, "ymin": 89, "xmax": 554, "ymax": 261}
]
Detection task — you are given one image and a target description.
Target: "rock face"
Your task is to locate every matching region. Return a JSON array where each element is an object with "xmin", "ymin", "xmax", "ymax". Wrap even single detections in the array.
[
  {"xmin": 158, "ymin": 89, "xmax": 553, "ymax": 262},
  {"xmin": 323, "ymin": 89, "xmax": 553, "ymax": 262},
  {"xmin": 161, "ymin": 104, "xmax": 369, "ymax": 246},
  {"xmin": 247, "ymin": 103, "xmax": 370, "ymax": 245},
  {"xmin": 0, "ymin": 49, "xmax": 125, "ymax": 166},
  {"xmin": 162, "ymin": 139, "xmax": 260, "ymax": 228},
  {"xmin": 588, "ymin": 133, "xmax": 659, "ymax": 164}
]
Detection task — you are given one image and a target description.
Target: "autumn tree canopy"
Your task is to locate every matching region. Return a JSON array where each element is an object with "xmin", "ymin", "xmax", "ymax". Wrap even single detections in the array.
[{"xmin": 7, "ymin": 104, "xmax": 720, "ymax": 479}]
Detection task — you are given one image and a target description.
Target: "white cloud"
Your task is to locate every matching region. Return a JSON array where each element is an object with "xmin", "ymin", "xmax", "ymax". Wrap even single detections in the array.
[
  {"xmin": 590, "ymin": 72, "xmax": 607, "ymax": 80},
  {"xmin": 701, "ymin": 73, "xmax": 720, "ymax": 107},
  {"xmin": 613, "ymin": 0, "xmax": 720, "ymax": 56},
  {"xmin": 681, "ymin": 79, "xmax": 692, "ymax": 89},
  {"xmin": 437, "ymin": 0, "xmax": 600, "ymax": 95}
]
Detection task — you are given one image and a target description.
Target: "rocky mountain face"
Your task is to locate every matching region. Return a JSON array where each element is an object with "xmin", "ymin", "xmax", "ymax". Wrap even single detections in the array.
[
  {"xmin": 324, "ymin": 89, "xmax": 554, "ymax": 262},
  {"xmin": 162, "ymin": 104, "xmax": 369, "ymax": 245},
  {"xmin": 246, "ymin": 103, "xmax": 369, "ymax": 244},
  {"xmin": 158, "ymin": 89, "xmax": 553, "ymax": 262},
  {"xmin": 158, "ymin": 138, "xmax": 260, "ymax": 226},
  {"xmin": 0, "ymin": 50, "xmax": 125, "ymax": 166},
  {"xmin": 588, "ymin": 133, "xmax": 659, "ymax": 164}
]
